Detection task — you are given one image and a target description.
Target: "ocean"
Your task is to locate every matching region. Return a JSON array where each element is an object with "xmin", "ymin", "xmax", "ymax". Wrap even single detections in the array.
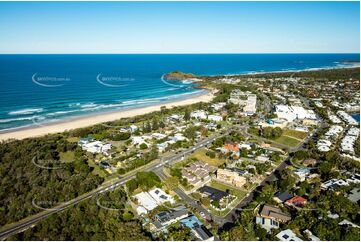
[{"xmin": 0, "ymin": 54, "xmax": 359, "ymax": 132}]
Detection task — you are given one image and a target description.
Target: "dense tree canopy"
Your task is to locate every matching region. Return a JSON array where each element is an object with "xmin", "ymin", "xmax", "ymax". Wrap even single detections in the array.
[
  {"xmin": 9, "ymin": 189, "xmax": 151, "ymax": 241},
  {"xmin": 0, "ymin": 135, "xmax": 104, "ymax": 226}
]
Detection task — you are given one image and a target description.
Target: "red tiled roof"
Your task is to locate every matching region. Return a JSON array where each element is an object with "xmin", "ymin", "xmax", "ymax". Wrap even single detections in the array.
[
  {"xmin": 224, "ymin": 143, "xmax": 239, "ymax": 152},
  {"xmin": 286, "ymin": 196, "xmax": 307, "ymax": 207}
]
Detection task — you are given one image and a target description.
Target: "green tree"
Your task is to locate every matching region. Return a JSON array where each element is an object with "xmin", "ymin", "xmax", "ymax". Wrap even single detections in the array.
[
  {"xmin": 272, "ymin": 127, "xmax": 283, "ymax": 138},
  {"xmin": 165, "ymin": 176, "xmax": 179, "ymax": 190},
  {"xmin": 139, "ymin": 143, "xmax": 148, "ymax": 149},
  {"xmin": 112, "ymin": 132, "xmax": 130, "ymax": 141},
  {"xmin": 184, "ymin": 109, "xmax": 191, "ymax": 121}
]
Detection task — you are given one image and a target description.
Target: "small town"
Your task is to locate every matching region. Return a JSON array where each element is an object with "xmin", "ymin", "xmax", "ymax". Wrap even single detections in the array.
[
  {"xmin": 0, "ymin": 1, "xmax": 359, "ymax": 241},
  {"xmin": 1, "ymin": 67, "xmax": 359, "ymax": 241}
]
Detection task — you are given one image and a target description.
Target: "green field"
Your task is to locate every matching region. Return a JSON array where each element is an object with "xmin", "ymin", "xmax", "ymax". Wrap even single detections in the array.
[
  {"xmin": 274, "ymin": 135, "xmax": 302, "ymax": 147},
  {"xmin": 283, "ymin": 129, "xmax": 308, "ymax": 140},
  {"xmin": 59, "ymin": 151, "xmax": 75, "ymax": 163},
  {"xmin": 87, "ymin": 158, "xmax": 107, "ymax": 178},
  {"xmin": 189, "ymin": 148, "xmax": 225, "ymax": 167}
]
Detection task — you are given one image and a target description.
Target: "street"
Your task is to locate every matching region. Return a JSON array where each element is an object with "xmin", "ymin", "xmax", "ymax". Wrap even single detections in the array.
[{"xmin": 0, "ymin": 129, "xmax": 229, "ymax": 240}]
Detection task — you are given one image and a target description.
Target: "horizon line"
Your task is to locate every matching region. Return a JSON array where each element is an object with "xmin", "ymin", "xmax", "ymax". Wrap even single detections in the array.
[{"xmin": 0, "ymin": 52, "xmax": 360, "ymax": 55}]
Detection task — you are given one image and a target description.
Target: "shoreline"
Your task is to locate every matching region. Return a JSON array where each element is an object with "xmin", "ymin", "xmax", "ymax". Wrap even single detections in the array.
[
  {"xmin": 0, "ymin": 91, "xmax": 215, "ymax": 141},
  {"xmin": 200, "ymin": 63, "xmax": 360, "ymax": 77},
  {"xmin": 0, "ymin": 64, "xmax": 359, "ymax": 141}
]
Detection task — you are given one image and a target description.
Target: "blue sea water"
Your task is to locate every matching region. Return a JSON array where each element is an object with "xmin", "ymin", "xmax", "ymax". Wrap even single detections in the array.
[{"xmin": 0, "ymin": 54, "xmax": 359, "ymax": 132}]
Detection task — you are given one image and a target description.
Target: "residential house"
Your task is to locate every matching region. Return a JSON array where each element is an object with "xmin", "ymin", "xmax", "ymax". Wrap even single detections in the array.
[
  {"xmin": 211, "ymin": 102, "xmax": 226, "ymax": 111},
  {"xmin": 182, "ymin": 161, "xmax": 216, "ymax": 188},
  {"xmin": 256, "ymin": 155, "xmax": 270, "ymax": 163},
  {"xmin": 273, "ymin": 191, "xmax": 293, "ymax": 204},
  {"xmin": 169, "ymin": 133, "xmax": 187, "ymax": 142},
  {"xmin": 157, "ymin": 142, "xmax": 169, "ymax": 153},
  {"xmin": 191, "ymin": 110, "xmax": 207, "ymax": 120},
  {"xmin": 321, "ymin": 179, "xmax": 349, "ymax": 190},
  {"xmin": 148, "ymin": 188, "xmax": 175, "ymax": 205},
  {"xmin": 338, "ymin": 219, "xmax": 360, "ymax": 228},
  {"xmin": 217, "ymin": 168, "xmax": 247, "ymax": 188},
  {"xmin": 131, "ymin": 136, "xmax": 149, "ymax": 146},
  {"xmin": 152, "ymin": 207, "xmax": 189, "ymax": 231},
  {"xmin": 256, "ymin": 205, "xmax": 291, "ymax": 231},
  {"xmin": 224, "ymin": 142, "xmax": 239, "ymax": 152},
  {"xmin": 285, "ymin": 196, "xmax": 307, "ymax": 208},
  {"xmin": 301, "ymin": 158, "xmax": 317, "ymax": 167},
  {"xmin": 130, "ymin": 125, "xmax": 138, "ymax": 133},
  {"xmin": 337, "ymin": 111, "xmax": 358, "ymax": 126},
  {"xmin": 78, "ymin": 139, "xmax": 112, "ymax": 156},
  {"xmin": 152, "ymin": 133, "xmax": 167, "ymax": 140},
  {"xmin": 293, "ymin": 168, "xmax": 311, "ymax": 182},
  {"xmin": 180, "ymin": 215, "xmax": 214, "ymax": 241},
  {"xmin": 198, "ymin": 186, "xmax": 230, "ymax": 201},
  {"xmin": 169, "ymin": 114, "xmax": 182, "ymax": 122},
  {"xmin": 276, "ymin": 229, "xmax": 303, "ymax": 241},
  {"xmin": 133, "ymin": 188, "xmax": 174, "ymax": 215},
  {"xmin": 207, "ymin": 114, "xmax": 223, "ymax": 122},
  {"xmin": 303, "ymin": 230, "xmax": 320, "ymax": 241}
]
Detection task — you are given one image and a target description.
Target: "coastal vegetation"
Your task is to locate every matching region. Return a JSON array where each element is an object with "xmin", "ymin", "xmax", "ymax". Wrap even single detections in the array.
[
  {"xmin": 0, "ymin": 67, "xmax": 359, "ymax": 241},
  {"xmin": 200, "ymin": 67, "xmax": 360, "ymax": 82},
  {"xmin": 0, "ymin": 135, "xmax": 104, "ymax": 226},
  {"xmin": 126, "ymin": 171, "xmax": 162, "ymax": 194},
  {"xmin": 9, "ymin": 188, "xmax": 151, "ymax": 241},
  {"xmin": 163, "ymin": 71, "xmax": 196, "ymax": 81}
]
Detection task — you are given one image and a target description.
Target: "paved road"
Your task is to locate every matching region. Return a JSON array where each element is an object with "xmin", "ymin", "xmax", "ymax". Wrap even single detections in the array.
[
  {"xmin": 218, "ymin": 122, "xmax": 322, "ymax": 228},
  {"xmin": 154, "ymin": 168, "xmax": 214, "ymax": 222},
  {"xmin": 0, "ymin": 130, "xmax": 228, "ymax": 240},
  {"xmin": 219, "ymin": 157, "xmax": 291, "ymax": 228},
  {"xmin": 213, "ymin": 94, "xmax": 321, "ymax": 228}
]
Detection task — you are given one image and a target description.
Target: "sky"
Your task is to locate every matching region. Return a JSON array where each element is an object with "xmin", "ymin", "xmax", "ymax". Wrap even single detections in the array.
[{"xmin": 0, "ymin": 1, "xmax": 359, "ymax": 54}]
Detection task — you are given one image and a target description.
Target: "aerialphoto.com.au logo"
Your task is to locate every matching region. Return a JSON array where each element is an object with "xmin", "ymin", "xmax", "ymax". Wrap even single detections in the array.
[
  {"xmin": 31, "ymin": 156, "xmax": 66, "ymax": 170},
  {"xmin": 96, "ymin": 73, "xmax": 134, "ymax": 87},
  {"xmin": 32, "ymin": 73, "xmax": 71, "ymax": 87}
]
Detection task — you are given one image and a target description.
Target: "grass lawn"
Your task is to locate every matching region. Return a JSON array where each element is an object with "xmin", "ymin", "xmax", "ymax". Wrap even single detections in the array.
[
  {"xmin": 209, "ymin": 181, "xmax": 248, "ymax": 217},
  {"xmin": 87, "ymin": 158, "xmax": 107, "ymax": 178},
  {"xmin": 210, "ymin": 181, "xmax": 247, "ymax": 198},
  {"xmin": 59, "ymin": 151, "xmax": 75, "ymax": 163},
  {"xmin": 66, "ymin": 137, "xmax": 79, "ymax": 143},
  {"xmin": 283, "ymin": 129, "xmax": 308, "ymax": 140},
  {"xmin": 189, "ymin": 148, "xmax": 225, "ymax": 167},
  {"xmin": 274, "ymin": 135, "xmax": 302, "ymax": 147},
  {"xmin": 209, "ymin": 206, "xmax": 231, "ymax": 217}
]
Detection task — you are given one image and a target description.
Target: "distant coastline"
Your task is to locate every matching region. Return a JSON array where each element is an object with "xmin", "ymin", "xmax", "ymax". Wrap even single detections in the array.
[
  {"xmin": 0, "ymin": 63, "xmax": 359, "ymax": 141},
  {"xmin": 0, "ymin": 54, "xmax": 359, "ymax": 134}
]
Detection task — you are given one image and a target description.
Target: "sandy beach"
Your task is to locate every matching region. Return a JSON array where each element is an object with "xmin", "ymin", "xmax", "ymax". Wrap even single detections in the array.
[{"xmin": 0, "ymin": 91, "xmax": 215, "ymax": 141}]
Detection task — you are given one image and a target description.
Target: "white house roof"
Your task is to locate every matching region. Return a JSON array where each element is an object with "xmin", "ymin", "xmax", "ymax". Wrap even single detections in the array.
[
  {"xmin": 148, "ymin": 188, "xmax": 175, "ymax": 205},
  {"xmin": 276, "ymin": 229, "xmax": 303, "ymax": 241},
  {"xmin": 133, "ymin": 192, "xmax": 158, "ymax": 211}
]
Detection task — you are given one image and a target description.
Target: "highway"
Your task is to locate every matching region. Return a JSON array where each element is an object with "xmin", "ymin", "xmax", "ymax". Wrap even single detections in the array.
[
  {"xmin": 0, "ymin": 131, "xmax": 226, "ymax": 240},
  {"xmin": 0, "ymin": 114, "xmax": 292, "ymax": 240}
]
